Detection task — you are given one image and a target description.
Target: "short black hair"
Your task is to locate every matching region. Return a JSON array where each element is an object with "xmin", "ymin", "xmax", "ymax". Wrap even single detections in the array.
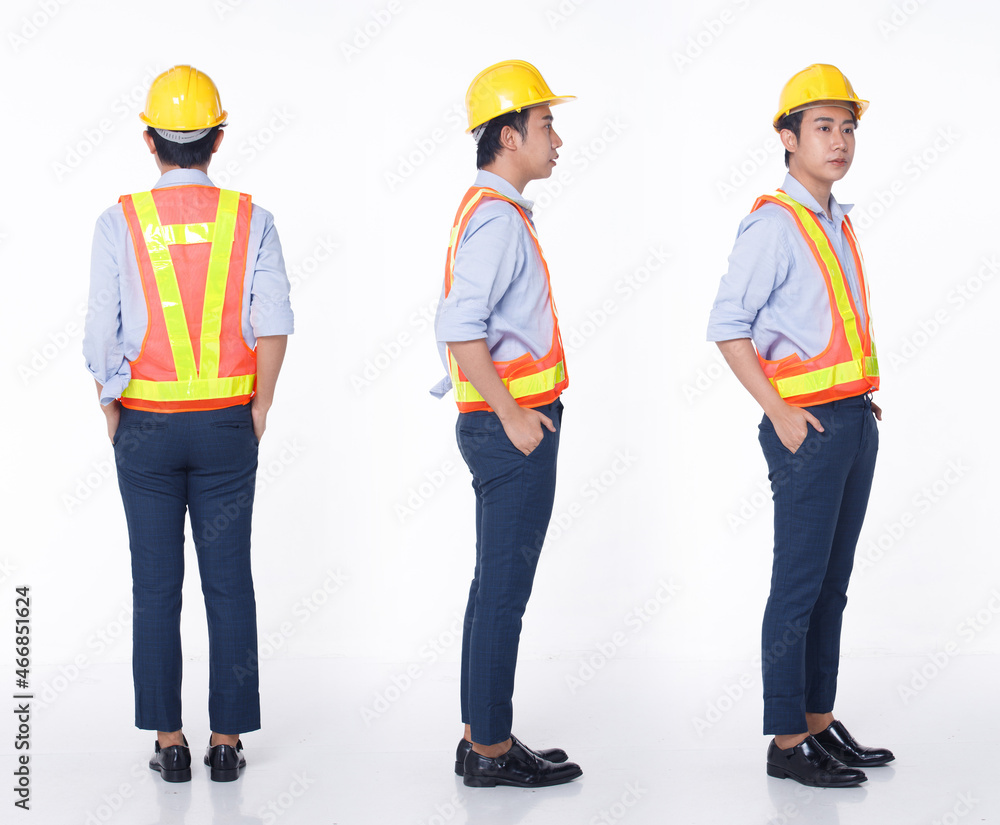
[
  {"xmin": 476, "ymin": 109, "xmax": 531, "ymax": 169},
  {"xmin": 147, "ymin": 125, "xmax": 221, "ymax": 168},
  {"xmin": 775, "ymin": 111, "xmax": 803, "ymax": 169}
]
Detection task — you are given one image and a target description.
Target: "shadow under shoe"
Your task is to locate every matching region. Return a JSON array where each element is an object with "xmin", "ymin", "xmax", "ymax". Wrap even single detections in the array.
[
  {"xmin": 454, "ymin": 737, "xmax": 569, "ymax": 776},
  {"xmin": 204, "ymin": 738, "xmax": 246, "ymax": 782},
  {"xmin": 766, "ymin": 735, "xmax": 867, "ymax": 788},
  {"xmin": 463, "ymin": 735, "xmax": 582, "ymax": 788},
  {"xmin": 149, "ymin": 735, "xmax": 192, "ymax": 783},
  {"xmin": 813, "ymin": 720, "xmax": 895, "ymax": 767}
]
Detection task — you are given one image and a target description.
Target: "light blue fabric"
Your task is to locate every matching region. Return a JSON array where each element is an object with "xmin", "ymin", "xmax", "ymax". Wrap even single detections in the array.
[
  {"xmin": 84, "ymin": 169, "xmax": 294, "ymax": 405},
  {"xmin": 430, "ymin": 170, "xmax": 554, "ymax": 399},
  {"xmin": 707, "ymin": 173, "xmax": 867, "ymax": 362}
]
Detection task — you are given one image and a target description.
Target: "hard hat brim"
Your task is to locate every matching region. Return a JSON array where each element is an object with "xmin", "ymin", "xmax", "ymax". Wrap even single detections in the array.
[
  {"xmin": 772, "ymin": 98, "xmax": 869, "ymax": 130},
  {"xmin": 466, "ymin": 95, "xmax": 576, "ymax": 134},
  {"xmin": 139, "ymin": 110, "xmax": 229, "ymax": 130}
]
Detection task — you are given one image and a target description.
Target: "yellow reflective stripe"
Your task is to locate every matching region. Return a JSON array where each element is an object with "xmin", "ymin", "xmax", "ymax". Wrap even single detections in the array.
[
  {"xmin": 156, "ymin": 223, "xmax": 216, "ymax": 245},
  {"xmin": 771, "ymin": 192, "xmax": 865, "ymax": 362},
  {"xmin": 451, "ymin": 360, "xmax": 566, "ymax": 404},
  {"xmin": 199, "ymin": 190, "xmax": 240, "ymax": 380},
  {"xmin": 775, "ymin": 359, "xmax": 865, "ymax": 397},
  {"xmin": 131, "ymin": 192, "xmax": 198, "ymax": 382},
  {"xmin": 123, "ymin": 374, "xmax": 255, "ymax": 402}
]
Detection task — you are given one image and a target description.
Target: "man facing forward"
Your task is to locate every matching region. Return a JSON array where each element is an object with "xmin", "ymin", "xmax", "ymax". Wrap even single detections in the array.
[{"xmin": 707, "ymin": 64, "xmax": 894, "ymax": 788}]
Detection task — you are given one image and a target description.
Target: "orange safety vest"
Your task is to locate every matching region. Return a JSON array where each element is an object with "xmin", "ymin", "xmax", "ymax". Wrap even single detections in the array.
[
  {"xmin": 444, "ymin": 186, "xmax": 568, "ymax": 413},
  {"xmin": 118, "ymin": 185, "xmax": 256, "ymax": 413},
  {"xmin": 753, "ymin": 189, "xmax": 879, "ymax": 407}
]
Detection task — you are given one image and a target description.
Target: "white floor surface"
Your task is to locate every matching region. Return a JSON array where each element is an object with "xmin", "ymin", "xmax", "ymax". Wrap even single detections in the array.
[{"xmin": 7, "ymin": 655, "xmax": 996, "ymax": 824}]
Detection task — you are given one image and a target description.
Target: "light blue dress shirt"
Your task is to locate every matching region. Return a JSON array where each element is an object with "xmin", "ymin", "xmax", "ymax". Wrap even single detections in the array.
[
  {"xmin": 430, "ymin": 170, "xmax": 555, "ymax": 399},
  {"xmin": 706, "ymin": 173, "xmax": 867, "ymax": 362},
  {"xmin": 83, "ymin": 169, "xmax": 294, "ymax": 406}
]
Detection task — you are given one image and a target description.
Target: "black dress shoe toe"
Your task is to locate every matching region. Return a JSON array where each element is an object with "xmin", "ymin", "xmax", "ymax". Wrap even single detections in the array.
[
  {"xmin": 813, "ymin": 720, "xmax": 894, "ymax": 767},
  {"xmin": 454, "ymin": 737, "xmax": 569, "ymax": 776},
  {"xmin": 149, "ymin": 736, "xmax": 191, "ymax": 783},
  {"xmin": 463, "ymin": 735, "xmax": 582, "ymax": 788},
  {"xmin": 204, "ymin": 739, "xmax": 246, "ymax": 782},
  {"xmin": 766, "ymin": 735, "xmax": 866, "ymax": 788}
]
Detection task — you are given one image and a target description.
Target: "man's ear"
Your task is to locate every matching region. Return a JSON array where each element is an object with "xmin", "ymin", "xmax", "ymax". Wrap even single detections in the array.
[
  {"xmin": 498, "ymin": 123, "xmax": 522, "ymax": 153},
  {"xmin": 142, "ymin": 130, "xmax": 158, "ymax": 156},
  {"xmin": 779, "ymin": 128, "xmax": 797, "ymax": 156},
  {"xmin": 212, "ymin": 129, "xmax": 225, "ymax": 155}
]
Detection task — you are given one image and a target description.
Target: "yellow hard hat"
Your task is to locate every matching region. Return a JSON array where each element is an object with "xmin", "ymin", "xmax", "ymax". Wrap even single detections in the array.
[
  {"xmin": 773, "ymin": 64, "xmax": 869, "ymax": 130},
  {"xmin": 140, "ymin": 65, "xmax": 228, "ymax": 131},
  {"xmin": 465, "ymin": 60, "xmax": 575, "ymax": 133}
]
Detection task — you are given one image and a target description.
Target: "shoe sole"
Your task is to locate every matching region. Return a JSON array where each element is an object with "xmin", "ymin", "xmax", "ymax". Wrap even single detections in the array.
[
  {"xmin": 766, "ymin": 763, "xmax": 865, "ymax": 787},
  {"xmin": 835, "ymin": 756, "xmax": 895, "ymax": 768},
  {"xmin": 463, "ymin": 767, "xmax": 583, "ymax": 788},
  {"xmin": 204, "ymin": 758, "xmax": 245, "ymax": 782},
  {"xmin": 455, "ymin": 760, "xmax": 464, "ymax": 776},
  {"xmin": 150, "ymin": 765, "xmax": 191, "ymax": 783}
]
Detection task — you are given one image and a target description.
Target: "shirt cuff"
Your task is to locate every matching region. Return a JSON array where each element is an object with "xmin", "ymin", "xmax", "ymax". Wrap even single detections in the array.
[{"xmin": 429, "ymin": 375, "xmax": 452, "ymax": 398}]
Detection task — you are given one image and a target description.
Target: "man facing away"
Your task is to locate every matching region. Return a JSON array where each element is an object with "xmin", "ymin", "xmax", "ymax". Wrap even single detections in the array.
[
  {"xmin": 430, "ymin": 59, "xmax": 582, "ymax": 788},
  {"xmin": 83, "ymin": 65, "xmax": 293, "ymax": 782},
  {"xmin": 707, "ymin": 64, "xmax": 894, "ymax": 788}
]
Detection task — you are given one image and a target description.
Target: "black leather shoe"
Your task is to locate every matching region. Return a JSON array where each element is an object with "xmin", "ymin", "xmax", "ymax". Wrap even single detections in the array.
[
  {"xmin": 204, "ymin": 739, "xmax": 246, "ymax": 782},
  {"xmin": 813, "ymin": 720, "xmax": 895, "ymax": 767},
  {"xmin": 766, "ymin": 736, "xmax": 866, "ymax": 787},
  {"xmin": 149, "ymin": 736, "xmax": 191, "ymax": 783},
  {"xmin": 454, "ymin": 737, "xmax": 569, "ymax": 776},
  {"xmin": 463, "ymin": 735, "xmax": 582, "ymax": 788}
]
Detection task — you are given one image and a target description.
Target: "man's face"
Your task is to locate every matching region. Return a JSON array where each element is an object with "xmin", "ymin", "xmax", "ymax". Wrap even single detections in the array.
[
  {"xmin": 783, "ymin": 105, "xmax": 856, "ymax": 188},
  {"xmin": 515, "ymin": 104, "xmax": 563, "ymax": 182}
]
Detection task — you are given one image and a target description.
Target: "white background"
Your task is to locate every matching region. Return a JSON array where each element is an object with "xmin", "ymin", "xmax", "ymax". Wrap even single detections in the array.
[{"xmin": 1, "ymin": 0, "xmax": 998, "ymax": 822}]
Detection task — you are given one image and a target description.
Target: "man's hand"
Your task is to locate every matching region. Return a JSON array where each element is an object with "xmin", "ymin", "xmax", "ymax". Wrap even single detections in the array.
[
  {"xmin": 103, "ymin": 400, "xmax": 120, "ymax": 445},
  {"xmin": 499, "ymin": 406, "xmax": 556, "ymax": 456},
  {"xmin": 871, "ymin": 401, "xmax": 882, "ymax": 421},
  {"xmin": 251, "ymin": 400, "xmax": 267, "ymax": 443},
  {"xmin": 767, "ymin": 401, "xmax": 824, "ymax": 454}
]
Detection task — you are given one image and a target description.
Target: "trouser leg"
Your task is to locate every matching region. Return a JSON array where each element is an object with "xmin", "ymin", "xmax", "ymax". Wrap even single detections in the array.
[
  {"xmin": 457, "ymin": 399, "xmax": 562, "ymax": 745},
  {"xmin": 115, "ymin": 408, "xmax": 187, "ymax": 731},
  {"xmin": 758, "ymin": 396, "xmax": 875, "ymax": 735},
  {"xmin": 186, "ymin": 405, "xmax": 260, "ymax": 734},
  {"xmin": 805, "ymin": 401, "xmax": 878, "ymax": 713}
]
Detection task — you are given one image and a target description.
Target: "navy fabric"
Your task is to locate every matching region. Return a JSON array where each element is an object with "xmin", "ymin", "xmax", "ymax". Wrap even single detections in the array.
[
  {"xmin": 757, "ymin": 393, "xmax": 878, "ymax": 734},
  {"xmin": 456, "ymin": 399, "xmax": 563, "ymax": 745},
  {"xmin": 114, "ymin": 403, "xmax": 260, "ymax": 734}
]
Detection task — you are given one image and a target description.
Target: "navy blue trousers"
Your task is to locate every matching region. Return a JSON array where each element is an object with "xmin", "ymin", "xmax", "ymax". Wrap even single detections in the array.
[
  {"xmin": 456, "ymin": 399, "xmax": 563, "ymax": 746},
  {"xmin": 758, "ymin": 393, "xmax": 878, "ymax": 734},
  {"xmin": 113, "ymin": 404, "xmax": 260, "ymax": 734}
]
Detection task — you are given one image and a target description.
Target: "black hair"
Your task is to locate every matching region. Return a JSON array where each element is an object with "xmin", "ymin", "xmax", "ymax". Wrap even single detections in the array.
[
  {"xmin": 476, "ymin": 109, "xmax": 531, "ymax": 169},
  {"xmin": 147, "ymin": 125, "xmax": 221, "ymax": 168},
  {"xmin": 775, "ymin": 111, "xmax": 803, "ymax": 169}
]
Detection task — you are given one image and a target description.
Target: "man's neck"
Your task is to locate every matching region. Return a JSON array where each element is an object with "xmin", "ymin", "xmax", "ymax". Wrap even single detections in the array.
[
  {"xmin": 481, "ymin": 162, "xmax": 527, "ymax": 195},
  {"xmin": 788, "ymin": 170, "xmax": 833, "ymax": 219}
]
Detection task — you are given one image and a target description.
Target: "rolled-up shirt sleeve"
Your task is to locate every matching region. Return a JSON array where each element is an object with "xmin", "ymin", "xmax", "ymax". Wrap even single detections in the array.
[
  {"xmin": 707, "ymin": 212, "xmax": 790, "ymax": 342},
  {"xmin": 435, "ymin": 207, "xmax": 520, "ymax": 344},
  {"xmin": 83, "ymin": 209, "xmax": 130, "ymax": 406},
  {"xmin": 247, "ymin": 209, "xmax": 294, "ymax": 340}
]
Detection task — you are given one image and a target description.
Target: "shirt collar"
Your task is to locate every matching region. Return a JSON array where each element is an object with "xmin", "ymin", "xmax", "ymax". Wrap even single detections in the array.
[
  {"xmin": 474, "ymin": 170, "xmax": 534, "ymax": 212},
  {"xmin": 782, "ymin": 172, "xmax": 853, "ymax": 221},
  {"xmin": 153, "ymin": 168, "xmax": 215, "ymax": 189}
]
